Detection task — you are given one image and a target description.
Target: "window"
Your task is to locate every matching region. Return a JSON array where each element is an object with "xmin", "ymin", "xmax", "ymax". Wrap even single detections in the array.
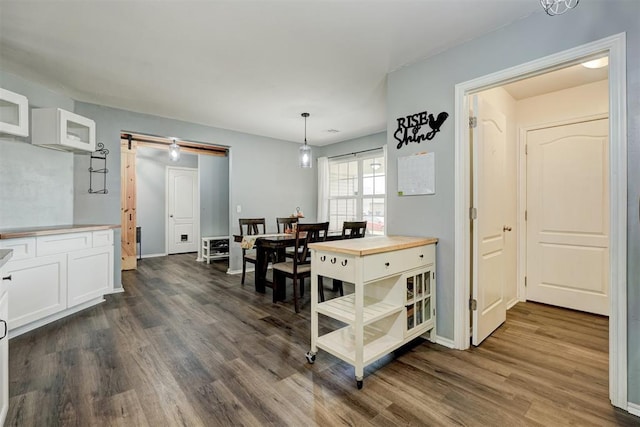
[{"xmin": 327, "ymin": 150, "xmax": 385, "ymax": 235}]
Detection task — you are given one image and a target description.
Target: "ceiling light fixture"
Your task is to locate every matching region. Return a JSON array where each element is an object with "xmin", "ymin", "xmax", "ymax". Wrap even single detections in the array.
[
  {"xmin": 540, "ymin": 0, "xmax": 580, "ymax": 16},
  {"xmin": 581, "ymin": 57, "xmax": 609, "ymax": 69},
  {"xmin": 299, "ymin": 112, "xmax": 312, "ymax": 168},
  {"xmin": 169, "ymin": 138, "xmax": 180, "ymax": 162}
]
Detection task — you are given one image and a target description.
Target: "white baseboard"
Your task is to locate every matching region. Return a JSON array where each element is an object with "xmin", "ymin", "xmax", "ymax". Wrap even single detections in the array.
[
  {"xmin": 435, "ymin": 335, "xmax": 456, "ymax": 349},
  {"xmin": 227, "ymin": 267, "xmax": 253, "ymax": 275},
  {"xmin": 109, "ymin": 287, "xmax": 125, "ymax": 294},
  {"xmin": 226, "ymin": 264, "xmax": 271, "ymax": 275},
  {"xmin": 627, "ymin": 402, "xmax": 640, "ymax": 417},
  {"xmin": 142, "ymin": 253, "xmax": 167, "ymax": 259}
]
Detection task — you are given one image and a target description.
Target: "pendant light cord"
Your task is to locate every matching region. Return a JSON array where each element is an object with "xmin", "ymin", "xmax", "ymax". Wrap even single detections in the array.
[{"xmin": 302, "ymin": 112, "xmax": 310, "ymax": 145}]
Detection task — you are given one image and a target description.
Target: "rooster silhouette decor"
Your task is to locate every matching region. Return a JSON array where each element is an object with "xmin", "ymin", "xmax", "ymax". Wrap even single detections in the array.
[{"xmin": 393, "ymin": 110, "xmax": 449, "ymax": 149}]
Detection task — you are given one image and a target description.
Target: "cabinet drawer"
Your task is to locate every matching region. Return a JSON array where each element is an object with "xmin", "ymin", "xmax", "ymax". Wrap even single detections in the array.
[
  {"xmin": 0, "ymin": 238, "xmax": 35, "ymax": 260},
  {"xmin": 363, "ymin": 245, "xmax": 432, "ymax": 282},
  {"xmin": 37, "ymin": 232, "xmax": 92, "ymax": 256},
  {"xmin": 314, "ymin": 251, "xmax": 356, "ymax": 282},
  {"xmin": 92, "ymin": 230, "xmax": 113, "ymax": 248}
]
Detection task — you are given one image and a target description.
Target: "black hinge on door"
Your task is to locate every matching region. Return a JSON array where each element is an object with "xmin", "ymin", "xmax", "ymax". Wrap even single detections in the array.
[
  {"xmin": 469, "ymin": 116, "xmax": 477, "ymax": 128},
  {"xmin": 524, "ymin": 277, "xmax": 527, "ymax": 287},
  {"xmin": 469, "ymin": 299, "xmax": 477, "ymax": 311}
]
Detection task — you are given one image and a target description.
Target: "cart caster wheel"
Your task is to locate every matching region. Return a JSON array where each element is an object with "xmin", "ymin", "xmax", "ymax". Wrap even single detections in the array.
[
  {"xmin": 305, "ymin": 351, "xmax": 316, "ymax": 364},
  {"xmin": 356, "ymin": 380, "xmax": 363, "ymax": 389}
]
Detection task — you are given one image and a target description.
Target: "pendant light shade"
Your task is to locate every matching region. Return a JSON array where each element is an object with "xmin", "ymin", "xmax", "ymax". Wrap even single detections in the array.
[
  {"xmin": 169, "ymin": 138, "xmax": 180, "ymax": 162},
  {"xmin": 299, "ymin": 112, "xmax": 312, "ymax": 168}
]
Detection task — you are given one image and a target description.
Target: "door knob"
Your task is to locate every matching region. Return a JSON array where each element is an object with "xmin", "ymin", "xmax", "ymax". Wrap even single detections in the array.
[
  {"xmin": 2, "ymin": 275, "xmax": 11, "ymax": 281},
  {"xmin": 503, "ymin": 226, "xmax": 512, "ymax": 232}
]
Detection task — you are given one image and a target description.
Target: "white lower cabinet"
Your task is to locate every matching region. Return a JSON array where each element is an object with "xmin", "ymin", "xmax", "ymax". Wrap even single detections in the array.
[
  {"xmin": 308, "ymin": 236, "xmax": 437, "ymax": 389},
  {"xmin": 4, "ymin": 254, "xmax": 67, "ymax": 330},
  {"xmin": 1, "ymin": 229, "xmax": 114, "ymax": 336},
  {"xmin": 0, "ymin": 273, "xmax": 10, "ymax": 426}
]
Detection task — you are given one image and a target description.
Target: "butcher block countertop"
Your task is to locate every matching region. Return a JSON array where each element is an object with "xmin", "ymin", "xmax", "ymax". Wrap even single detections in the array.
[
  {"xmin": 0, "ymin": 224, "xmax": 120, "ymax": 240},
  {"xmin": 309, "ymin": 235, "xmax": 437, "ymax": 256}
]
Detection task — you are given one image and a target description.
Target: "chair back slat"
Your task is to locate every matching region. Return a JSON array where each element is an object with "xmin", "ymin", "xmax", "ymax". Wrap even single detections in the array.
[{"xmin": 342, "ymin": 221, "xmax": 367, "ymax": 239}]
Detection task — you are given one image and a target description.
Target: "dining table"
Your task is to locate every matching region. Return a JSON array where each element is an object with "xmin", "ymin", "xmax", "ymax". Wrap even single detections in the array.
[{"xmin": 233, "ymin": 232, "xmax": 343, "ymax": 302}]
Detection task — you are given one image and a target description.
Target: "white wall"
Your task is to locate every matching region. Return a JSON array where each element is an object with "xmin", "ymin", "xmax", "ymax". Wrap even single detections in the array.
[
  {"xmin": 0, "ymin": 70, "xmax": 76, "ymax": 228},
  {"xmin": 199, "ymin": 153, "xmax": 229, "ymax": 238},
  {"xmin": 517, "ymin": 80, "xmax": 608, "ymax": 126}
]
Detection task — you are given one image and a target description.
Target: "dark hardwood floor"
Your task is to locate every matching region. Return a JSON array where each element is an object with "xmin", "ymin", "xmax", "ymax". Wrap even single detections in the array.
[{"xmin": 6, "ymin": 254, "xmax": 639, "ymax": 426}]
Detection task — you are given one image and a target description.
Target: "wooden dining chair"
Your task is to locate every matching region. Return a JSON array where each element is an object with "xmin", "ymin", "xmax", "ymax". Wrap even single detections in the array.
[
  {"xmin": 276, "ymin": 217, "xmax": 298, "ymax": 233},
  {"xmin": 319, "ymin": 220, "xmax": 368, "ymax": 302},
  {"xmin": 272, "ymin": 222, "xmax": 329, "ymax": 313},
  {"xmin": 342, "ymin": 221, "xmax": 367, "ymax": 239},
  {"xmin": 239, "ymin": 218, "xmax": 266, "ymax": 285}
]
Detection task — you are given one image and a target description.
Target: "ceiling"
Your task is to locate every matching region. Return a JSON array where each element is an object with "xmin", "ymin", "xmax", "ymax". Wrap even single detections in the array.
[
  {"xmin": 502, "ymin": 61, "xmax": 609, "ymax": 100},
  {"xmin": 0, "ymin": 1, "xmax": 545, "ymax": 146}
]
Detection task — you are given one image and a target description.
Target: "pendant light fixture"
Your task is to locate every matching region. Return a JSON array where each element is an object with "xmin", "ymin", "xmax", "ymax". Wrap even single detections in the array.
[
  {"xmin": 299, "ymin": 112, "xmax": 312, "ymax": 168},
  {"xmin": 169, "ymin": 138, "xmax": 180, "ymax": 162},
  {"xmin": 540, "ymin": 0, "xmax": 579, "ymax": 16}
]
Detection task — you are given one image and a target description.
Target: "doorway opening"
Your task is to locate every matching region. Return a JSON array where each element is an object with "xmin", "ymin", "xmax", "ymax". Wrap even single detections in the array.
[
  {"xmin": 454, "ymin": 33, "xmax": 627, "ymax": 409},
  {"xmin": 120, "ymin": 132, "xmax": 230, "ymax": 270}
]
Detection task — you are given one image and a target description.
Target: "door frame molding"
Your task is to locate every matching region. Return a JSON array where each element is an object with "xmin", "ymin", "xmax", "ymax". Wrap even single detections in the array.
[
  {"xmin": 453, "ymin": 33, "xmax": 627, "ymax": 408},
  {"xmin": 165, "ymin": 166, "xmax": 200, "ymax": 255},
  {"xmin": 517, "ymin": 113, "xmax": 609, "ymax": 303}
]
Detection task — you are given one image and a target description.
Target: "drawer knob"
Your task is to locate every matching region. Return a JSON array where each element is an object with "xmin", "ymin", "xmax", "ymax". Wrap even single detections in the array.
[
  {"xmin": 320, "ymin": 255, "xmax": 326, "ymax": 262},
  {"xmin": 2, "ymin": 275, "xmax": 11, "ymax": 281},
  {"xmin": 419, "ymin": 254, "xmax": 424, "ymax": 258},
  {"xmin": 330, "ymin": 257, "xmax": 337, "ymax": 264},
  {"xmin": 341, "ymin": 260, "xmax": 348, "ymax": 266},
  {"xmin": 385, "ymin": 262, "xmax": 390, "ymax": 267}
]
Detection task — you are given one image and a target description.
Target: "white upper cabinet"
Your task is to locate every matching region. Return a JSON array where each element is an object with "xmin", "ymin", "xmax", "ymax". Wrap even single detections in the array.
[
  {"xmin": 0, "ymin": 88, "xmax": 29, "ymax": 137},
  {"xmin": 32, "ymin": 108, "xmax": 96, "ymax": 153}
]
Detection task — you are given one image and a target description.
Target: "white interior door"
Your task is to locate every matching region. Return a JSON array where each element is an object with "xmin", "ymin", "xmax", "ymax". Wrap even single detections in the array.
[
  {"xmin": 167, "ymin": 167, "xmax": 199, "ymax": 254},
  {"xmin": 472, "ymin": 95, "xmax": 508, "ymax": 346},
  {"xmin": 526, "ymin": 118, "xmax": 609, "ymax": 315}
]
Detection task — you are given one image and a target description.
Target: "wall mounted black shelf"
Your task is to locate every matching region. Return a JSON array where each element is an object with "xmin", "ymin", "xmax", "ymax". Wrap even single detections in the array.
[{"xmin": 88, "ymin": 142, "xmax": 109, "ymax": 194}]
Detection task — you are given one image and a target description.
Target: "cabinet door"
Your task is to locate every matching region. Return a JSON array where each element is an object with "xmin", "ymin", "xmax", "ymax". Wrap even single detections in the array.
[
  {"xmin": 0, "ymin": 87, "xmax": 29, "ymax": 137},
  {"xmin": 68, "ymin": 246, "xmax": 113, "ymax": 307},
  {"xmin": 0, "ymin": 286, "xmax": 8, "ymax": 426},
  {"xmin": 5, "ymin": 255, "xmax": 67, "ymax": 330},
  {"xmin": 404, "ymin": 267, "xmax": 435, "ymax": 338}
]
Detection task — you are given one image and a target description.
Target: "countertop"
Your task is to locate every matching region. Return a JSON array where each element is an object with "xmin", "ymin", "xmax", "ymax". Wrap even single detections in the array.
[
  {"xmin": 0, "ymin": 224, "xmax": 120, "ymax": 240},
  {"xmin": 0, "ymin": 249, "xmax": 12, "ymax": 269},
  {"xmin": 309, "ymin": 235, "xmax": 438, "ymax": 256}
]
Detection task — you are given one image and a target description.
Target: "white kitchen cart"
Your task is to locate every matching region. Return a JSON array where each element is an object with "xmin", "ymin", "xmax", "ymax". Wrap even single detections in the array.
[{"xmin": 307, "ymin": 235, "xmax": 437, "ymax": 389}]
